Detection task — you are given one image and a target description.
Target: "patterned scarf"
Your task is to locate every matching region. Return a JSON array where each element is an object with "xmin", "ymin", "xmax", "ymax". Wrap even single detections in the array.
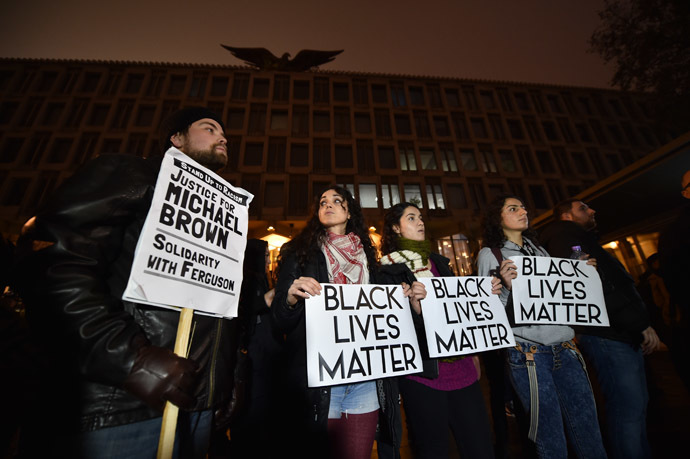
[
  {"xmin": 322, "ymin": 231, "xmax": 369, "ymax": 285},
  {"xmin": 380, "ymin": 249, "xmax": 434, "ymax": 278},
  {"xmin": 398, "ymin": 237, "xmax": 432, "ymax": 265}
]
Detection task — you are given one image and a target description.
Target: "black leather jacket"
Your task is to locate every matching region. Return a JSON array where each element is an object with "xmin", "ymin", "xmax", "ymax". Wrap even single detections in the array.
[
  {"xmin": 272, "ymin": 243, "xmax": 410, "ymax": 455},
  {"xmin": 14, "ymin": 154, "xmax": 237, "ymax": 432}
]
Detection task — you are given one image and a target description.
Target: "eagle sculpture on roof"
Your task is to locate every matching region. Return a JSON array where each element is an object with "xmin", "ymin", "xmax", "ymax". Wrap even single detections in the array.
[{"xmin": 221, "ymin": 45, "xmax": 343, "ymax": 71}]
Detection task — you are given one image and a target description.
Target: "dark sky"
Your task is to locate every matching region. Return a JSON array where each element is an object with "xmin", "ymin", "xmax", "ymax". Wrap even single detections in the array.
[{"xmin": 0, "ymin": 0, "xmax": 614, "ymax": 88}]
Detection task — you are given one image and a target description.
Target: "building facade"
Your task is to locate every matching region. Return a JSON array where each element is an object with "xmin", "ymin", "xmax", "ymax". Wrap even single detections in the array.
[{"xmin": 0, "ymin": 58, "xmax": 673, "ymax": 273}]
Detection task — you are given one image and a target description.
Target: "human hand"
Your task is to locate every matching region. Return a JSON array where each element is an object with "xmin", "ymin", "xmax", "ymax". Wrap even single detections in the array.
[
  {"xmin": 286, "ymin": 277, "xmax": 321, "ymax": 306},
  {"xmin": 498, "ymin": 259, "xmax": 517, "ymax": 290},
  {"xmin": 583, "ymin": 255, "xmax": 597, "ymax": 268},
  {"xmin": 490, "ymin": 276, "xmax": 502, "ymax": 295},
  {"xmin": 641, "ymin": 326, "xmax": 660, "ymax": 355},
  {"xmin": 402, "ymin": 281, "xmax": 427, "ymax": 315},
  {"xmin": 264, "ymin": 288, "xmax": 275, "ymax": 307}
]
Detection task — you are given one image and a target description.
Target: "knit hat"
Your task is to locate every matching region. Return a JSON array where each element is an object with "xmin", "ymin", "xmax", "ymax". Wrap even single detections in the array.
[{"xmin": 158, "ymin": 107, "xmax": 225, "ymax": 153}]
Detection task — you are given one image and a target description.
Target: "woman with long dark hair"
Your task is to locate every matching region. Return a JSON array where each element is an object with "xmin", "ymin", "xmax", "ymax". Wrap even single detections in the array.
[
  {"xmin": 476, "ymin": 193, "xmax": 606, "ymax": 458},
  {"xmin": 272, "ymin": 185, "xmax": 425, "ymax": 459},
  {"xmin": 379, "ymin": 202, "xmax": 495, "ymax": 459}
]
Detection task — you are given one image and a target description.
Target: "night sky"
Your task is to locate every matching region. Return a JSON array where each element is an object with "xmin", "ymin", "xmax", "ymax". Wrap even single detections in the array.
[{"xmin": 0, "ymin": 0, "xmax": 614, "ymax": 88}]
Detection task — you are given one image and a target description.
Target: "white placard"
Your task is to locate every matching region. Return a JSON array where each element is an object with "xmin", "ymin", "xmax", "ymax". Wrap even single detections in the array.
[
  {"xmin": 510, "ymin": 256, "xmax": 609, "ymax": 326},
  {"xmin": 418, "ymin": 277, "xmax": 515, "ymax": 357},
  {"xmin": 305, "ymin": 283, "xmax": 423, "ymax": 388},
  {"xmin": 122, "ymin": 148, "xmax": 253, "ymax": 318}
]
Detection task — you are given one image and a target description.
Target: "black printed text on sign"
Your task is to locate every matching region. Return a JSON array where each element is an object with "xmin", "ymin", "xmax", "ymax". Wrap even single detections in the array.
[
  {"xmin": 305, "ymin": 283, "xmax": 422, "ymax": 387},
  {"xmin": 123, "ymin": 148, "xmax": 253, "ymax": 318},
  {"xmin": 418, "ymin": 277, "xmax": 515, "ymax": 357},
  {"xmin": 510, "ymin": 256, "xmax": 609, "ymax": 326}
]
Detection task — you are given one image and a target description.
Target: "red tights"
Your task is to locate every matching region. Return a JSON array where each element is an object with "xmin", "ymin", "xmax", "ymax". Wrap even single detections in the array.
[{"xmin": 327, "ymin": 410, "xmax": 379, "ymax": 459}]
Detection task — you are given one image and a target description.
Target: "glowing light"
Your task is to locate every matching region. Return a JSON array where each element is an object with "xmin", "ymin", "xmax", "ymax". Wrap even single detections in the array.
[
  {"xmin": 369, "ymin": 226, "xmax": 377, "ymax": 232},
  {"xmin": 261, "ymin": 233, "xmax": 290, "ymax": 250},
  {"xmin": 605, "ymin": 241, "xmax": 618, "ymax": 249}
]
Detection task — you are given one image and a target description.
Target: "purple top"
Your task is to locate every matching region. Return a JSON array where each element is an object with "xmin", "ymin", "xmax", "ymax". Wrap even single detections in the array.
[{"xmin": 406, "ymin": 258, "xmax": 479, "ymax": 391}]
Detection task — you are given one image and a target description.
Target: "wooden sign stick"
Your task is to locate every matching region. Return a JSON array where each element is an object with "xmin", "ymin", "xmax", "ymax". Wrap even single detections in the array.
[{"xmin": 157, "ymin": 307, "xmax": 195, "ymax": 459}]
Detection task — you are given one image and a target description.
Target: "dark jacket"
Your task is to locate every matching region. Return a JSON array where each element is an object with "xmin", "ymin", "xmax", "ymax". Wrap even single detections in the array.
[
  {"xmin": 379, "ymin": 252, "xmax": 453, "ymax": 379},
  {"xmin": 13, "ymin": 154, "xmax": 237, "ymax": 433},
  {"xmin": 272, "ymin": 242, "xmax": 408, "ymax": 454},
  {"xmin": 540, "ymin": 220, "xmax": 650, "ymax": 344},
  {"xmin": 658, "ymin": 202, "xmax": 690, "ymax": 322}
]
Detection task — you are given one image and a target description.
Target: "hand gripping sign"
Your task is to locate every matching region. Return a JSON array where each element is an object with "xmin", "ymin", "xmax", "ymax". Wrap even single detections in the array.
[
  {"xmin": 305, "ymin": 283, "xmax": 423, "ymax": 387},
  {"xmin": 509, "ymin": 256, "xmax": 609, "ymax": 326},
  {"xmin": 417, "ymin": 277, "xmax": 515, "ymax": 358},
  {"xmin": 122, "ymin": 148, "xmax": 253, "ymax": 458}
]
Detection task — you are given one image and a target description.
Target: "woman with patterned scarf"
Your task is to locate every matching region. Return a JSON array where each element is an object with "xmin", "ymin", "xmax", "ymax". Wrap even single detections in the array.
[
  {"xmin": 272, "ymin": 186, "xmax": 426, "ymax": 459},
  {"xmin": 379, "ymin": 202, "xmax": 495, "ymax": 459}
]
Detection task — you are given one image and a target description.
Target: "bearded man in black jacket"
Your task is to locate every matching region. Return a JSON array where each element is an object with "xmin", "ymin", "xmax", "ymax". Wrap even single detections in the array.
[
  {"xmin": 540, "ymin": 198, "xmax": 659, "ymax": 459},
  {"xmin": 14, "ymin": 107, "xmax": 240, "ymax": 459}
]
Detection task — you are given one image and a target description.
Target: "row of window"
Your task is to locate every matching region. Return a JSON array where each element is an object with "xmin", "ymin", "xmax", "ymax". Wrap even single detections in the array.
[
  {"xmin": 1, "ymin": 66, "xmax": 653, "ymax": 123},
  {"xmin": 0, "ymin": 95, "xmax": 663, "ymax": 151}
]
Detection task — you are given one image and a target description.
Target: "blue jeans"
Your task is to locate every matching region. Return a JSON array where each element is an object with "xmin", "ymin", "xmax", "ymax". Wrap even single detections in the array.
[
  {"xmin": 328, "ymin": 381, "xmax": 380, "ymax": 418},
  {"xmin": 577, "ymin": 334, "xmax": 651, "ymax": 459},
  {"xmin": 507, "ymin": 341, "xmax": 606, "ymax": 459},
  {"xmin": 75, "ymin": 409, "xmax": 213, "ymax": 459}
]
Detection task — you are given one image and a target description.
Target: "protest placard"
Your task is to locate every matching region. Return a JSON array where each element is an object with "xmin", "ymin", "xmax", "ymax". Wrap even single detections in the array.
[
  {"xmin": 122, "ymin": 148, "xmax": 253, "ymax": 318},
  {"xmin": 417, "ymin": 277, "xmax": 515, "ymax": 357},
  {"xmin": 305, "ymin": 283, "xmax": 423, "ymax": 388},
  {"xmin": 510, "ymin": 256, "xmax": 609, "ymax": 326}
]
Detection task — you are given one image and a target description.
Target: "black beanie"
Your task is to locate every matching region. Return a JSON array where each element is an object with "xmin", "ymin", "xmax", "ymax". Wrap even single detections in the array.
[{"xmin": 158, "ymin": 107, "xmax": 225, "ymax": 153}]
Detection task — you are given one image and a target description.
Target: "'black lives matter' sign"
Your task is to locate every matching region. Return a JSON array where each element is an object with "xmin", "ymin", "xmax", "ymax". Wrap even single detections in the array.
[
  {"xmin": 305, "ymin": 284, "xmax": 422, "ymax": 387},
  {"xmin": 418, "ymin": 277, "xmax": 515, "ymax": 357},
  {"xmin": 510, "ymin": 256, "xmax": 609, "ymax": 326}
]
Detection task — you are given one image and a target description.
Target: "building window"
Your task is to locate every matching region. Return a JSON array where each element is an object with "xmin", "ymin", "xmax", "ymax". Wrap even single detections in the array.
[
  {"xmin": 480, "ymin": 90, "xmax": 497, "ymax": 110},
  {"xmin": 516, "ymin": 145, "xmax": 537, "ymax": 175},
  {"xmin": 391, "ymin": 83, "xmax": 407, "ymax": 107},
  {"xmin": 470, "ymin": 118, "xmax": 488, "ymax": 138},
  {"xmin": 498, "ymin": 149, "xmax": 517, "ymax": 173},
  {"xmin": 292, "ymin": 105, "xmax": 309, "ymax": 136},
  {"xmin": 535, "ymin": 150, "xmax": 557, "ymax": 174},
  {"xmin": 252, "ymin": 78, "xmax": 269, "ymax": 98},
  {"xmin": 244, "ymin": 142, "xmax": 264, "ymax": 166},
  {"xmin": 110, "ymin": 99, "xmax": 134, "ymax": 130},
  {"xmin": 334, "ymin": 144, "xmax": 353, "ymax": 168},
  {"xmin": 80, "ymin": 72, "xmax": 101, "ymax": 93},
  {"xmin": 290, "ymin": 143, "xmax": 309, "ymax": 167},
  {"xmin": 607, "ymin": 124, "xmax": 625, "ymax": 144},
  {"xmin": 575, "ymin": 123, "xmax": 592, "ymax": 142},
  {"xmin": 427, "ymin": 84, "xmax": 443, "ymax": 108},
  {"xmin": 381, "ymin": 181, "xmax": 401, "ymax": 208},
  {"xmin": 478, "ymin": 145, "xmax": 498, "ymax": 174},
  {"xmin": 506, "ymin": 119, "xmax": 525, "ymax": 140},
  {"xmin": 462, "ymin": 86, "xmax": 478, "ymax": 111},
  {"xmin": 394, "ymin": 114, "xmax": 412, "ymax": 135},
  {"xmin": 41, "ymin": 102, "xmax": 65, "ymax": 126},
  {"xmin": 445, "ymin": 88, "xmax": 461, "ymax": 108},
  {"xmin": 529, "ymin": 184, "xmax": 550, "ymax": 210},
  {"xmin": 399, "ymin": 143, "xmax": 417, "ymax": 171},
  {"xmin": 333, "ymin": 82, "xmax": 349, "ymax": 102},
  {"xmin": 357, "ymin": 141, "xmax": 375, "ymax": 174},
  {"xmin": 378, "ymin": 146, "xmax": 397, "ymax": 169},
  {"xmin": 589, "ymin": 120, "xmax": 608, "ymax": 144},
  {"xmin": 0, "ymin": 137, "xmax": 25, "ymax": 163},
  {"xmin": 289, "ymin": 175, "xmax": 308, "ymax": 215},
  {"xmin": 313, "ymin": 139, "xmax": 331, "ymax": 173},
  {"xmin": 451, "ymin": 112, "xmax": 470, "ymax": 140},
  {"xmin": 267, "ymin": 138, "xmax": 286, "ymax": 172},
  {"xmin": 264, "ymin": 181, "xmax": 284, "ymax": 207},
  {"xmin": 231, "ymin": 73, "xmax": 250, "ymax": 100},
  {"xmin": 488, "ymin": 115, "xmax": 506, "ymax": 140},
  {"xmin": 374, "ymin": 109, "xmax": 392, "ymax": 137},
  {"xmin": 358, "ymin": 183, "xmax": 378, "ymax": 208},
  {"xmin": 541, "ymin": 121, "xmax": 560, "ymax": 141},
  {"xmin": 557, "ymin": 118, "xmax": 576, "ymax": 143},
  {"xmin": 314, "ymin": 77, "xmax": 330, "ymax": 103},
  {"xmin": 73, "ymin": 133, "xmax": 99, "ymax": 165},
  {"xmin": 404, "ymin": 184, "xmax": 424, "ymax": 208},
  {"xmin": 497, "ymin": 88, "xmax": 514, "ymax": 112},
  {"xmin": 419, "ymin": 148, "xmax": 437, "ymax": 170},
  {"xmin": 551, "ymin": 147, "xmax": 571, "ymax": 174},
  {"xmin": 248, "ymin": 104, "xmax": 267, "ymax": 134},
  {"xmin": 334, "ymin": 108, "xmax": 351, "ymax": 136},
  {"xmin": 353, "ymin": 79, "xmax": 368, "ymax": 105},
  {"xmin": 426, "ymin": 181, "xmax": 445, "ymax": 209},
  {"xmin": 354, "ymin": 112, "xmax": 372, "ymax": 134},
  {"xmin": 228, "ymin": 108, "xmax": 245, "ymax": 130},
  {"xmin": 459, "ymin": 148, "xmax": 478, "ymax": 171},
  {"xmin": 210, "ymin": 76, "xmax": 229, "ymax": 97},
  {"xmin": 20, "ymin": 98, "xmax": 42, "ymax": 127},
  {"xmin": 514, "ymin": 92, "xmax": 530, "ymax": 111},
  {"xmin": 467, "ymin": 180, "xmax": 486, "ymax": 211},
  {"xmin": 293, "ymin": 80, "xmax": 310, "ymax": 100},
  {"xmin": 270, "ymin": 110, "xmax": 288, "ymax": 130},
  {"xmin": 446, "ymin": 184, "xmax": 468, "ymax": 209},
  {"xmin": 529, "ymin": 91, "xmax": 546, "ymax": 113},
  {"xmin": 547, "ymin": 94, "xmax": 564, "ymax": 114},
  {"xmin": 433, "ymin": 116, "xmax": 451, "ymax": 137},
  {"xmin": 273, "ymin": 75, "xmax": 290, "ymax": 102},
  {"xmin": 167, "ymin": 74, "xmax": 186, "ymax": 96},
  {"xmin": 439, "ymin": 145, "xmax": 458, "ymax": 172},
  {"xmin": 313, "ymin": 111, "xmax": 330, "ymax": 132},
  {"xmin": 145, "ymin": 71, "xmax": 165, "ymax": 97},
  {"xmin": 57, "ymin": 69, "xmax": 79, "ymax": 94},
  {"xmin": 126, "ymin": 134, "xmax": 148, "ymax": 157},
  {"xmin": 88, "ymin": 104, "xmax": 110, "ymax": 127},
  {"xmin": 2, "ymin": 177, "xmax": 31, "ymax": 206},
  {"xmin": 372, "ymin": 84, "xmax": 388, "ymax": 103},
  {"xmin": 413, "ymin": 111, "xmax": 431, "ymax": 138},
  {"xmin": 570, "ymin": 152, "xmax": 591, "ymax": 174},
  {"xmin": 409, "ymin": 86, "xmax": 425, "ymax": 106},
  {"xmin": 135, "ymin": 105, "xmax": 156, "ymax": 127}
]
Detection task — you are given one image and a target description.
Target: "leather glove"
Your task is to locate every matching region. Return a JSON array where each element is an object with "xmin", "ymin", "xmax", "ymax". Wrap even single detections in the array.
[{"xmin": 123, "ymin": 345, "xmax": 200, "ymax": 412}]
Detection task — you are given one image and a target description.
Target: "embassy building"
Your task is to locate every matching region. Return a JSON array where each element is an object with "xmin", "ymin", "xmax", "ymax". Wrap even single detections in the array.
[{"xmin": 0, "ymin": 57, "xmax": 684, "ymax": 277}]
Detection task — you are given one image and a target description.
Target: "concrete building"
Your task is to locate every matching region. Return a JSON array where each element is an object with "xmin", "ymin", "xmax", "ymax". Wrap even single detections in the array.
[{"xmin": 0, "ymin": 57, "xmax": 677, "ymax": 274}]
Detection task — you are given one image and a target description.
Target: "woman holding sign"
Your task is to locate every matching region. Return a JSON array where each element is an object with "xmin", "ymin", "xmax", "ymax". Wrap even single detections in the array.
[
  {"xmin": 379, "ymin": 202, "xmax": 495, "ymax": 459},
  {"xmin": 476, "ymin": 194, "xmax": 606, "ymax": 458},
  {"xmin": 273, "ymin": 186, "xmax": 426, "ymax": 459}
]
